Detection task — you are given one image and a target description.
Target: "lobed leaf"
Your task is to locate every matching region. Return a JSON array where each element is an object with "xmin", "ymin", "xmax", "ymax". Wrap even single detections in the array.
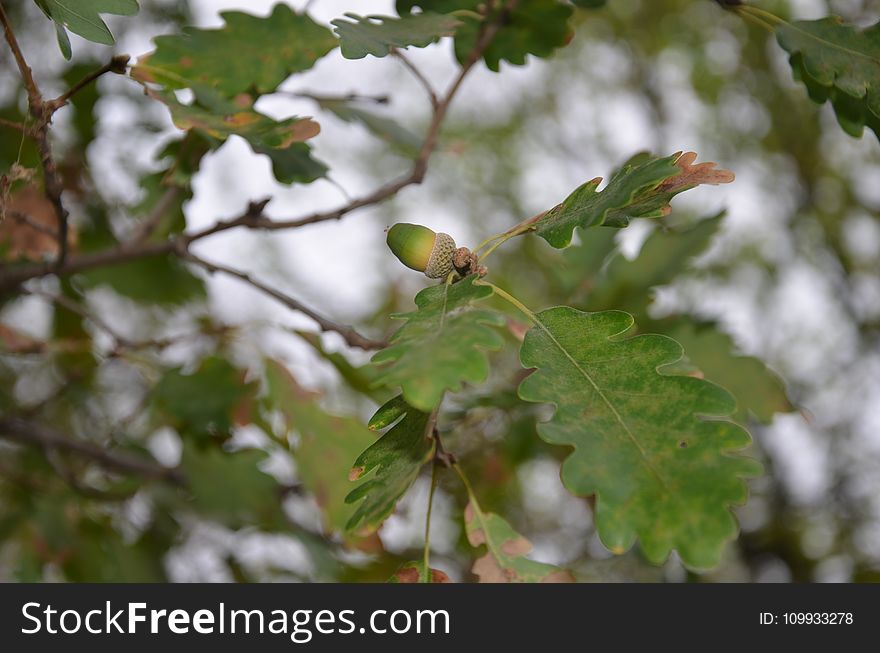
[
  {"xmin": 464, "ymin": 501, "xmax": 573, "ymax": 582},
  {"xmin": 775, "ymin": 17, "xmax": 880, "ymax": 139},
  {"xmin": 518, "ymin": 307, "xmax": 762, "ymax": 569},
  {"xmin": 371, "ymin": 275, "xmax": 506, "ymax": 412},
  {"xmin": 535, "ymin": 152, "xmax": 734, "ymax": 249},
  {"xmin": 331, "ymin": 12, "xmax": 461, "ymax": 59},
  {"xmin": 34, "ymin": 0, "xmax": 138, "ymax": 59},
  {"xmin": 132, "ymin": 5, "xmax": 336, "ymax": 99},
  {"xmin": 397, "ymin": 0, "xmax": 574, "ymax": 72},
  {"xmin": 263, "ymin": 360, "xmax": 376, "ymax": 536},
  {"xmin": 344, "ymin": 396, "xmax": 434, "ymax": 534},
  {"xmin": 141, "ymin": 87, "xmax": 325, "ymax": 186}
]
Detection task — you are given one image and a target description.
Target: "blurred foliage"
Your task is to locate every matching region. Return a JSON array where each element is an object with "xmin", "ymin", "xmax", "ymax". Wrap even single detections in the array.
[{"xmin": 0, "ymin": 0, "xmax": 878, "ymax": 583}]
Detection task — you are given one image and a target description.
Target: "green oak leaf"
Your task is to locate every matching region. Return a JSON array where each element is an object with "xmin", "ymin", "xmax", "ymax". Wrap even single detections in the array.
[
  {"xmin": 144, "ymin": 87, "xmax": 320, "ymax": 151},
  {"xmin": 181, "ymin": 442, "xmax": 280, "ymax": 527},
  {"xmin": 345, "ymin": 395, "xmax": 434, "ymax": 534},
  {"xmin": 518, "ymin": 307, "xmax": 762, "ymax": 569},
  {"xmin": 34, "ymin": 0, "xmax": 138, "ymax": 59},
  {"xmin": 397, "ymin": 0, "xmax": 573, "ymax": 71},
  {"xmin": 389, "ymin": 561, "xmax": 451, "ymax": 583},
  {"xmin": 371, "ymin": 275, "xmax": 506, "ymax": 412},
  {"xmin": 535, "ymin": 152, "xmax": 734, "ymax": 248},
  {"xmin": 263, "ymin": 360, "xmax": 375, "ymax": 536},
  {"xmin": 464, "ymin": 500, "xmax": 573, "ymax": 582},
  {"xmin": 775, "ymin": 17, "xmax": 880, "ymax": 139},
  {"xmin": 152, "ymin": 356, "xmax": 254, "ymax": 439},
  {"xmin": 331, "ymin": 12, "xmax": 461, "ymax": 59},
  {"xmin": 132, "ymin": 5, "xmax": 336, "ymax": 99},
  {"xmin": 140, "ymin": 87, "xmax": 324, "ymax": 186}
]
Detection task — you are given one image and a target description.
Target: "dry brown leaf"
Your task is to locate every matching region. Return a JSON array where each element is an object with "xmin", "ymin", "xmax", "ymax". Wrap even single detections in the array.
[
  {"xmin": 660, "ymin": 151, "xmax": 735, "ymax": 193},
  {"xmin": 0, "ymin": 184, "xmax": 76, "ymax": 261}
]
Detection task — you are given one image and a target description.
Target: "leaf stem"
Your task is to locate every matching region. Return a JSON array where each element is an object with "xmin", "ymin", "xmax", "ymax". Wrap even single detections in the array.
[
  {"xmin": 477, "ymin": 280, "xmax": 540, "ymax": 325},
  {"xmin": 422, "ymin": 461, "xmax": 439, "ymax": 582},
  {"xmin": 732, "ymin": 5, "xmax": 784, "ymax": 32},
  {"xmin": 473, "ymin": 210, "xmax": 547, "ymax": 261}
]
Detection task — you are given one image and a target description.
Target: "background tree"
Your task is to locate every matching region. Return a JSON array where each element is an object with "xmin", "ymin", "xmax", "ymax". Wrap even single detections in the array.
[{"xmin": 0, "ymin": 0, "xmax": 878, "ymax": 582}]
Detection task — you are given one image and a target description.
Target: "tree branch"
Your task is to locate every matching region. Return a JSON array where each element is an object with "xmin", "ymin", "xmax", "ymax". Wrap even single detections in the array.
[
  {"xmin": 0, "ymin": 416, "xmax": 185, "ymax": 485},
  {"xmin": 0, "ymin": 116, "xmax": 27, "ymax": 133},
  {"xmin": 44, "ymin": 54, "xmax": 131, "ymax": 115},
  {"xmin": 0, "ymin": 1, "xmax": 69, "ymax": 267},
  {"xmin": 183, "ymin": 251, "xmax": 387, "ymax": 350},
  {"xmin": 392, "ymin": 48, "xmax": 439, "ymax": 109}
]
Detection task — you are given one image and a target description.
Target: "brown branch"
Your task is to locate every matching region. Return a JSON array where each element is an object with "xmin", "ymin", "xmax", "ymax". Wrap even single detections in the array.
[
  {"xmin": 392, "ymin": 48, "xmax": 439, "ymax": 109},
  {"xmin": 0, "ymin": 116, "xmax": 27, "ymax": 133},
  {"xmin": 44, "ymin": 54, "xmax": 131, "ymax": 115},
  {"xmin": 9, "ymin": 210, "xmax": 59, "ymax": 238},
  {"xmin": 0, "ymin": 416, "xmax": 185, "ymax": 485},
  {"xmin": 183, "ymin": 251, "xmax": 387, "ymax": 350},
  {"xmin": 0, "ymin": 2, "xmax": 69, "ymax": 267}
]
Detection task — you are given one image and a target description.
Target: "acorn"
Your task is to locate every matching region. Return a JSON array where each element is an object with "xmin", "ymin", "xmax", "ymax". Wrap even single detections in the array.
[{"xmin": 386, "ymin": 223, "xmax": 456, "ymax": 279}]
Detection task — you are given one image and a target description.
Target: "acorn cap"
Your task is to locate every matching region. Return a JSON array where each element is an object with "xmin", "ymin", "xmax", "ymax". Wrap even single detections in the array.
[{"xmin": 386, "ymin": 223, "xmax": 456, "ymax": 279}]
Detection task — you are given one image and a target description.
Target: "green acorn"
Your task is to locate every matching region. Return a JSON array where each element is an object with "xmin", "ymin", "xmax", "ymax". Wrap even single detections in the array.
[{"xmin": 386, "ymin": 223, "xmax": 456, "ymax": 279}]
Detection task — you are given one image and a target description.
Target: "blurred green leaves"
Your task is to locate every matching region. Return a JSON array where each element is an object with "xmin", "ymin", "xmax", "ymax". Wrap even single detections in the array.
[
  {"xmin": 263, "ymin": 360, "xmax": 375, "ymax": 536},
  {"xmin": 152, "ymin": 356, "xmax": 254, "ymax": 439},
  {"xmin": 518, "ymin": 307, "xmax": 762, "ymax": 569}
]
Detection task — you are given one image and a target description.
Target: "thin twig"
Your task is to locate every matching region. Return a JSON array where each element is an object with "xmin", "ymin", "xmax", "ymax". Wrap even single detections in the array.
[
  {"xmin": 183, "ymin": 251, "xmax": 387, "ymax": 350},
  {"xmin": 0, "ymin": 416, "xmax": 185, "ymax": 484},
  {"xmin": 44, "ymin": 54, "xmax": 130, "ymax": 115},
  {"xmin": 9, "ymin": 210, "xmax": 60, "ymax": 239},
  {"xmin": 0, "ymin": 2, "xmax": 69, "ymax": 267},
  {"xmin": 0, "ymin": 116, "xmax": 27, "ymax": 133},
  {"xmin": 392, "ymin": 48, "xmax": 439, "ymax": 109}
]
